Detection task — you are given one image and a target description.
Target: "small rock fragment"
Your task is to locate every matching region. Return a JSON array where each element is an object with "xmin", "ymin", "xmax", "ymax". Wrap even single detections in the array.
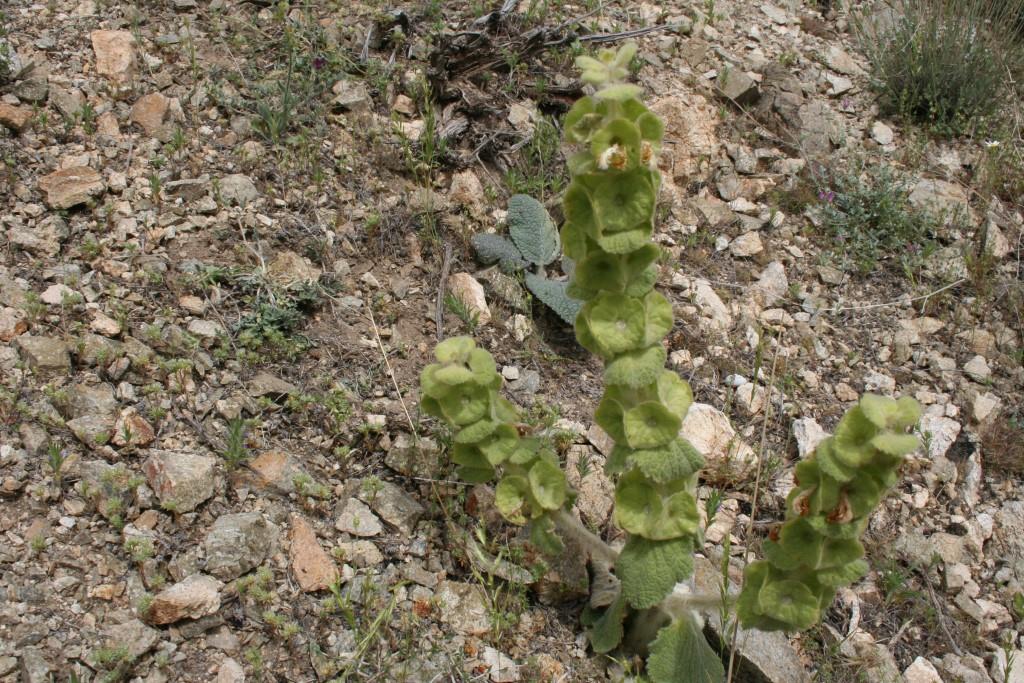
[
  {"xmin": 0, "ymin": 103, "xmax": 32, "ymax": 132},
  {"xmin": 91, "ymin": 30, "xmax": 135, "ymax": 81},
  {"xmin": 143, "ymin": 451, "xmax": 217, "ymax": 512},
  {"xmin": 289, "ymin": 515, "xmax": 338, "ymax": 592},
  {"xmin": 448, "ymin": 272, "xmax": 491, "ymax": 325},
  {"xmin": 38, "ymin": 166, "xmax": 105, "ymax": 209},
  {"xmin": 335, "ymin": 498, "xmax": 384, "ymax": 537},
  {"xmin": 148, "ymin": 574, "xmax": 222, "ymax": 624}
]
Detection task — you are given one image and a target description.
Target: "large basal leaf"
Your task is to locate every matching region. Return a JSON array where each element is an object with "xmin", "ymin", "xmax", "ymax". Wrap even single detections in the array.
[
  {"xmin": 647, "ymin": 614, "xmax": 725, "ymax": 683},
  {"xmin": 616, "ymin": 536, "xmax": 693, "ymax": 609},
  {"xmin": 525, "ymin": 273, "xmax": 583, "ymax": 325},
  {"xmin": 471, "ymin": 233, "xmax": 527, "ymax": 273},
  {"xmin": 508, "ymin": 194, "xmax": 559, "ymax": 266},
  {"xmin": 587, "ymin": 595, "xmax": 628, "ymax": 654}
]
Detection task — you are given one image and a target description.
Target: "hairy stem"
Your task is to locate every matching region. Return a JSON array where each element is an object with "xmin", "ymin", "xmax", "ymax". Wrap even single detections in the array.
[{"xmin": 552, "ymin": 509, "xmax": 619, "ymax": 564}]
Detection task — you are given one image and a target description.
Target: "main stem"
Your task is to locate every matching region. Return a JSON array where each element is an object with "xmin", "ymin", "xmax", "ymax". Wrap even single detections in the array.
[{"xmin": 552, "ymin": 509, "xmax": 619, "ymax": 564}]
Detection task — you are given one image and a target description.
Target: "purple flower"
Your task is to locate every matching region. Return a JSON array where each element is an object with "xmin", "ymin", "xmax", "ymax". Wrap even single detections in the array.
[
  {"xmin": 312, "ymin": 56, "xmax": 327, "ymax": 70},
  {"xmin": 818, "ymin": 189, "xmax": 836, "ymax": 203}
]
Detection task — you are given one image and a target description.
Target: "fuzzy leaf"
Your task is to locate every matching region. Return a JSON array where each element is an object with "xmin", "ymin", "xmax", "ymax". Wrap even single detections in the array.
[
  {"xmin": 604, "ymin": 345, "xmax": 667, "ymax": 388},
  {"xmin": 435, "ymin": 336, "xmax": 475, "ymax": 364},
  {"xmin": 613, "ymin": 469, "xmax": 659, "ymax": 536},
  {"xmin": 471, "ymin": 233, "xmax": 527, "ymax": 273},
  {"xmin": 870, "ymin": 432, "xmax": 919, "ymax": 456},
  {"xmin": 657, "ymin": 370, "xmax": 693, "ymax": 421},
  {"xmin": 817, "ymin": 558, "xmax": 869, "ymax": 588},
  {"xmin": 438, "ymin": 384, "xmax": 490, "ymax": 425},
  {"xmin": 478, "ymin": 424, "xmax": 521, "ymax": 465},
  {"xmin": 757, "ymin": 579, "xmax": 819, "ymax": 630},
  {"xmin": 529, "ymin": 458, "xmax": 568, "ymax": 511},
  {"xmin": 584, "ymin": 293, "xmax": 646, "ymax": 356},
  {"xmin": 508, "ymin": 194, "xmax": 559, "ymax": 266},
  {"xmin": 616, "ymin": 536, "xmax": 693, "ymax": 609},
  {"xmin": 495, "ymin": 475, "xmax": 530, "ymax": 524},
  {"xmin": 737, "ymin": 561, "xmax": 792, "ymax": 632},
  {"xmin": 455, "ymin": 420, "xmax": 499, "ymax": 444},
  {"xmin": 763, "ymin": 518, "xmax": 822, "ymax": 571},
  {"xmin": 524, "ymin": 273, "xmax": 584, "ymax": 325},
  {"xmin": 597, "ymin": 83, "xmax": 644, "ymax": 101},
  {"xmin": 629, "ymin": 438, "xmax": 704, "ymax": 484},
  {"xmin": 587, "ymin": 596, "xmax": 628, "ymax": 654},
  {"xmin": 624, "ymin": 401, "xmax": 681, "ymax": 449},
  {"xmin": 529, "ymin": 514, "xmax": 565, "ymax": 555},
  {"xmin": 832, "ymin": 407, "xmax": 877, "ymax": 467},
  {"xmin": 647, "ymin": 614, "xmax": 725, "ymax": 683}
]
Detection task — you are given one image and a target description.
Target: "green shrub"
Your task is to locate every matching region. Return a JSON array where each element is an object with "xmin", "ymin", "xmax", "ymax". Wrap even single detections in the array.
[
  {"xmin": 815, "ymin": 164, "xmax": 935, "ymax": 273},
  {"xmin": 856, "ymin": 0, "xmax": 1024, "ymax": 136}
]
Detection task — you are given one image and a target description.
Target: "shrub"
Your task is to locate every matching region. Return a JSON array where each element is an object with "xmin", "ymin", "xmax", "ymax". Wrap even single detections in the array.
[
  {"xmin": 420, "ymin": 44, "xmax": 922, "ymax": 682},
  {"xmin": 814, "ymin": 163, "xmax": 936, "ymax": 273},
  {"xmin": 856, "ymin": 0, "xmax": 1024, "ymax": 136}
]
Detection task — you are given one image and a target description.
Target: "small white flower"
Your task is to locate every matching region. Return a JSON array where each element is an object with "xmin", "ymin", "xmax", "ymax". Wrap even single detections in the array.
[
  {"xmin": 983, "ymin": 140, "xmax": 1001, "ymax": 149},
  {"xmin": 597, "ymin": 144, "xmax": 622, "ymax": 170}
]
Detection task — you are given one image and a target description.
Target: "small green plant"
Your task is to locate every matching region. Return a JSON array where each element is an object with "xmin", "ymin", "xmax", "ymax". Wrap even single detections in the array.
[
  {"xmin": 855, "ymin": 0, "xmax": 1024, "ymax": 136},
  {"xmin": 47, "ymin": 443, "xmax": 67, "ymax": 486},
  {"xmin": 814, "ymin": 164, "xmax": 936, "ymax": 273},
  {"xmin": 471, "ymin": 194, "xmax": 582, "ymax": 324},
  {"xmin": 420, "ymin": 44, "xmax": 923, "ymax": 682},
  {"xmin": 221, "ymin": 417, "xmax": 249, "ymax": 470},
  {"xmin": 443, "ymin": 292, "xmax": 480, "ymax": 332}
]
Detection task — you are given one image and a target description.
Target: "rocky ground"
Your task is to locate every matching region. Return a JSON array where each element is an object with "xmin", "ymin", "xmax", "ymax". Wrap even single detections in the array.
[{"xmin": 1, "ymin": 0, "xmax": 1023, "ymax": 681}]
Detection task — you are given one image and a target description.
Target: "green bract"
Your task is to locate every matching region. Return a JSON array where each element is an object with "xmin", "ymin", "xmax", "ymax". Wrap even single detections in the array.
[
  {"xmin": 420, "ymin": 336, "xmax": 573, "ymax": 544},
  {"xmin": 738, "ymin": 394, "xmax": 921, "ymax": 632}
]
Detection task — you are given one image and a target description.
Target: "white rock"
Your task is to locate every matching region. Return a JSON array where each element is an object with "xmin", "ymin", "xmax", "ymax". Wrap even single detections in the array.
[
  {"xmin": 217, "ymin": 657, "xmax": 245, "ymax": 683},
  {"xmin": 903, "ymin": 656, "xmax": 943, "ymax": 683},
  {"xmin": 963, "ymin": 355, "xmax": 991, "ymax": 382},
  {"xmin": 992, "ymin": 648, "xmax": 1024, "ymax": 683},
  {"xmin": 729, "ymin": 231, "xmax": 763, "ymax": 257},
  {"xmin": 972, "ymin": 392, "xmax": 1001, "ymax": 424},
  {"xmin": 335, "ymin": 498, "xmax": 383, "ymax": 537},
  {"xmin": 482, "ymin": 647, "xmax": 519, "ymax": 682},
  {"xmin": 680, "ymin": 403, "xmax": 756, "ymax": 478},
  {"xmin": 693, "ymin": 280, "xmax": 732, "ymax": 332},
  {"xmin": 448, "ymin": 272, "xmax": 491, "ymax": 325},
  {"xmin": 735, "ymin": 383, "xmax": 766, "ymax": 416},
  {"xmin": 872, "ymin": 121, "xmax": 894, "ymax": 146},
  {"xmin": 41, "ymin": 284, "xmax": 78, "ymax": 305},
  {"xmin": 509, "ymin": 314, "xmax": 531, "ymax": 342},
  {"xmin": 792, "ymin": 418, "xmax": 828, "ymax": 458}
]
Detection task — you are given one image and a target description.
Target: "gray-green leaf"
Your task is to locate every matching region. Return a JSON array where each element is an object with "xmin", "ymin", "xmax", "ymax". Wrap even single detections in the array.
[
  {"xmin": 471, "ymin": 233, "xmax": 528, "ymax": 273},
  {"xmin": 508, "ymin": 194, "xmax": 559, "ymax": 266},
  {"xmin": 525, "ymin": 273, "xmax": 584, "ymax": 325},
  {"xmin": 616, "ymin": 536, "xmax": 693, "ymax": 609},
  {"xmin": 647, "ymin": 614, "xmax": 725, "ymax": 683}
]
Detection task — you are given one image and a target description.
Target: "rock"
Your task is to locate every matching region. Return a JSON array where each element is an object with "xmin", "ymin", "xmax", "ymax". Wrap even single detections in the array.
[
  {"xmin": 38, "ymin": 166, "xmax": 105, "ymax": 209},
  {"xmin": 482, "ymin": 647, "xmax": 519, "ymax": 683},
  {"xmin": 848, "ymin": 630, "xmax": 901, "ymax": 682},
  {"xmin": 267, "ymin": 250, "xmax": 321, "ymax": 287},
  {"xmin": 205, "ymin": 513, "xmax": 278, "ymax": 580},
  {"xmin": 435, "ymin": 581, "xmax": 491, "ymax": 635},
  {"xmin": 939, "ymin": 653, "xmax": 992, "ymax": 683},
  {"xmin": 91, "ymin": 30, "xmax": 135, "ymax": 81},
  {"xmin": 984, "ymin": 221, "xmax": 1011, "ymax": 259},
  {"xmin": 9, "ymin": 215, "xmax": 67, "ymax": 257},
  {"xmin": 248, "ymin": 372, "xmax": 298, "ymax": 398},
  {"xmin": 825, "ymin": 45, "xmax": 862, "ymax": 75},
  {"xmin": 693, "ymin": 280, "xmax": 732, "ymax": 332},
  {"xmin": 735, "ymin": 383, "xmax": 766, "ymax": 416},
  {"xmin": 919, "ymin": 413, "xmax": 961, "ymax": 461},
  {"xmin": 991, "ymin": 648, "xmax": 1024, "ymax": 683},
  {"xmin": 334, "ymin": 540, "xmax": 383, "ymax": 568},
  {"xmin": 99, "ymin": 619, "xmax": 161, "ymax": 662},
  {"xmin": 448, "ymin": 272, "xmax": 491, "ymax": 325},
  {"xmin": 15, "ymin": 335, "xmax": 71, "ymax": 370},
  {"xmin": 909, "ymin": 179, "xmax": 969, "ymax": 224},
  {"xmin": 449, "ymin": 170, "xmax": 486, "ymax": 217},
  {"xmin": 335, "ymin": 498, "xmax": 384, "ymax": 537},
  {"xmin": 792, "ymin": 417, "xmax": 828, "ymax": 458},
  {"xmin": 748, "ymin": 261, "xmax": 788, "ymax": 308},
  {"xmin": 219, "ymin": 173, "xmax": 258, "ymax": 207},
  {"xmin": 692, "ymin": 557, "xmax": 811, "ymax": 682},
  {"xmin": 650, "ymin": 93, "xmax": 720, "ymax": 180},
  {"xmin": 41, "ymin": 283, "xmax": 78, "ymax": 305},
  {"xmin": 872, "ymin": 121, "xmax": 894, "ymax": 146},
  {"xmin": 148, "ymin": 574, "xmax": 222, "ymax": 624},
  {"xmin": 717, "ymin": 68, "xmax": 760, "ymax": 105},
  {"xmin": 289, "ymin": 515, "xmax": 338, "ymax": 592},
  {"xmin": 730, "ymin": 231, "xmax": 764, "ymax": 257},
  {"xmin": 760, "ymin": 3, "xmax": 790, "ymax": 24},
  {"xmin": 357, "ymin": 480, "xmax": 425, "ymax": 535},
  {"xmin": 798, "ymin": 101, "xmax": 841, "ymax": 156},
  {"xmin": 0, "ymin": 307, "xmax": 27, "ymax": 342},
  {"xmin": 332, "ymin": 79, "xmax": 371, "ymax": 112},
  {"xmin": 217, "ymin": 657, "xmax": 246, "ymax": 683},
  {"xmin": 895, "ymin": 530, "xmax": 970, "ymax": 566},
  {"xmin": 385, "ymin": 434, "xmax": 442, "ymax": 478},
  {"xmin": 247, "ymin": 450, "xmax": 309, "ymax": 491},
  {"xmin": 0, "ymin": 103, "xmax": 32, "ymax": 132},
  {"xmin": 963, "ymin": 355, "xmax": 991, "ymax": 382},
  {"xmin": 680, "ymin": 403, "xmax": 756, "ymax": 479},
  {"xmin": 565, "ymin": 446, "xmax": 614, "ymax": 527},
  {"xmin": 825, "ymin": 73, "xmax": 853, "ymax": 96},
  {"xmin": 972, "ymin": 392, "xmax": 1000, "ymax": 424},
  {"xmin": 90, "ymin": 311, "xmax": 122, "ymax": 336},
  {"xmin": 19, "ymin": 649, "xmax": 53, "ymax": 683},
  {"xmin": 130, "ymin": 92, "xmax": 170, "ymax": 137},
  {"xmin": 143, "ymin": 451, "xmax": 217, "ymax": 512},
  {"xmin": 112, "ymin": 409, "xmax": 156, "ymax": 447},
  {"xmin": 509, "ymin": 314, "xmax": 531, "ymax": 342}
]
